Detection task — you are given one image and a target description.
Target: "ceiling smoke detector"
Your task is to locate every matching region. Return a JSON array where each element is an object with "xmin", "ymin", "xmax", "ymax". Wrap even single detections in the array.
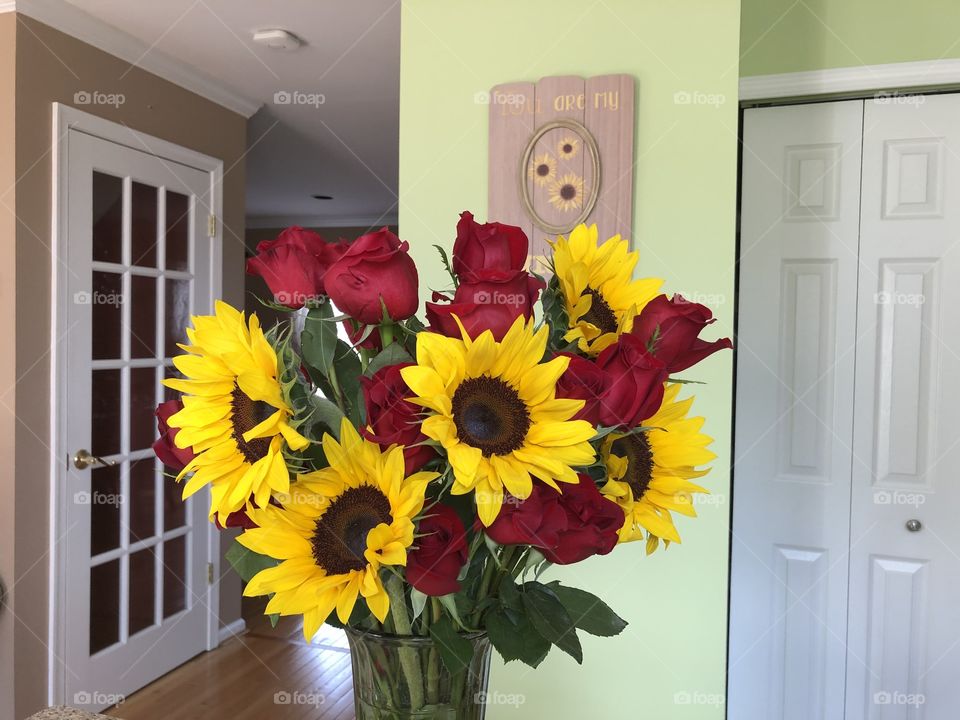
[{"xmin": 252, "ymin": 29, "xmax": 302, "ymax": 51}]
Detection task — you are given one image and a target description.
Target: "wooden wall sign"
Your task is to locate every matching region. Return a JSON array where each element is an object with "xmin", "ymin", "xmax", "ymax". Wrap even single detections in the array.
[{"xmin": 488, "ymin": 74, "xmax": 635, "ymax": 272}]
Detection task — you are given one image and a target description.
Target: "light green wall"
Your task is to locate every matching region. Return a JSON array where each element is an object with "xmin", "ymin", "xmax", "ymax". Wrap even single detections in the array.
[
  {"xmin": 741, "ymin": 0, "xmax": 960, "ymax": 76},
  {"xmin": 399, "ymin": 2, "xmax": 739, "ymax": 717}
]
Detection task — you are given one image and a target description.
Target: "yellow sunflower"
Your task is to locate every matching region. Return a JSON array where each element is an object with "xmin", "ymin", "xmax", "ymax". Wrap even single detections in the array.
[
  {"xmin": 528, "ymin": 152, "xmax": 556, "ymax": 187},
  {"xmin": 164, "ymin": 301, "xmax": 309, "ymax": 523},
  {"xmin": 401, "ymin": 317, "xmax": 596, "ymax": 526},
  {"xmin": 550, "ymin": 224, "xmax": 663, "ymax": 355},
  {"xmin": 548, "ymin": 173, "xmax": 584, "ymax": 212},
  {"xmin": 239, "ymin": 419, "xmax": 437, "ymax": 640},
  {"xmin": 558, "ymin": 136, "xmax": 579, "ymax": 159},
  {"xmin": 600, "ymin": 383, "xmax": 714, "ymax": 554}
]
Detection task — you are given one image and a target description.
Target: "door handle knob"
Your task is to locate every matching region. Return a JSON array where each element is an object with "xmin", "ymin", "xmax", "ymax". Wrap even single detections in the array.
[
  {"xmin": 905, "ymin": 519, "xmax": 922, "ymax": 532},
  {"xmin": 73, "ymin": 449, "xmax": 116, "ymax": 470}
]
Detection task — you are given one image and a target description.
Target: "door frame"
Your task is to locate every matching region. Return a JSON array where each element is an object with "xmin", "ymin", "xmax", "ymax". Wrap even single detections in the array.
[{"xmin": 48, "ymin": 102, "xmax": 224, "ymax": 705}]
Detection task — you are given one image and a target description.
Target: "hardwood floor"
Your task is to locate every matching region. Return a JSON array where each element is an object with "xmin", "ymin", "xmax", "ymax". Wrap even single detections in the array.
[{"xmin": 103, "ymin": 598, "xmax": 355, "ymax": 719}]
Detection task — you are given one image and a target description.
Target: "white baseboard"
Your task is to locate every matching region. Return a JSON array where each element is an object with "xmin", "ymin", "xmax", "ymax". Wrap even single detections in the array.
[{"xmin": 217, "ymin": 618, "xmax": 247, "ymax": 645}]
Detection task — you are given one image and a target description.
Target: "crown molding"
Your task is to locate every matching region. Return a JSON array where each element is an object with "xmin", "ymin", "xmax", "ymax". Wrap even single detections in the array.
[
  {"xmin": 740, "ymin": 59, "xmax": 960, "ymax": 102},
  {"xmin": 246, "ymin": 213, "xmax": 399, "ymax": 230},
  {"xmin": 10, "ymin": 0, "xmax": 261, "ymax": 117}
]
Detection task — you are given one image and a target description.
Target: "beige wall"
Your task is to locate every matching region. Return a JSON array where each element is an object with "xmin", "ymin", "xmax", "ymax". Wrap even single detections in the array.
[
  {"xmin": 12, "ymin": 14, "xmax": 247, "ymax": 716},
  {"xmin": 0, "ymin": 12, "xmax": 17, "ymax": 720}
]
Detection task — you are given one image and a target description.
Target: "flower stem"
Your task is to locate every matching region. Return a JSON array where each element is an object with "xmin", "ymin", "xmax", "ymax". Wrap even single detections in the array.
[{"xmin": 385, "ymin": 574, "xmax": 425, "ymax": 710}]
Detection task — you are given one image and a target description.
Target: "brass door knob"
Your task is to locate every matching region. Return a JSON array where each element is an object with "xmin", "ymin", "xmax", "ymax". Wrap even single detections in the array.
[
  {"xmin": 905, "ymin": 519, "xmax": 922, "ymax": 532},
  {"xmin": 73, "ymin": 449, "xmax": 116, "ymax": 470}
]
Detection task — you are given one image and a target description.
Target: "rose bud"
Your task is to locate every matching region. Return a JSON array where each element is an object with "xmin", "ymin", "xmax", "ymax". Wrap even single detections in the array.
[
  {"xmin": 594, "ymin": 334, "xmax": 669, "ymax": 428},
  {"xmin": 152, "ymin": 399, "xmax": 194, "ymax": 471},
  {"xmin": 246, "ymin": 226, "xmax": 348, "ymax": 309},
  {"xmin": 632, "ymin": 294, "xmax": 732, "ymax": 373},
  {"xmin": 425, "ymin": 269, "xmax": 544, "ymax": 341},
  {"xmin": 451, "ymin": 211, "xmax": 529, "ymax": 277},
  {"xmin": 360, "ymin": 363, "xmax": 436, "ymax": 474},
  {"xmin": 324, "ymin": 228, "xmax": 419, "ymax": 324},
  {"xmin": 407, "ymin": 503, "xmax": 468, "ymax": 596}
]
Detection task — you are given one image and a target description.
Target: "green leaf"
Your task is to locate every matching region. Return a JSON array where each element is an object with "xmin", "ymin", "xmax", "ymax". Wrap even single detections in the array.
[
  {"xmin": 410, "ymin": 588, "xmax": 428, "ymax": 623},
  {"xmin": 548, "ymin": 584, "xmax": 628, "ymax": 637},
  {"xmin": 486, "ymin": 607, "xmax": 551, "ymax": 668},
  {"xmin": 365, "ymin": 342, "xmax": 414, "ymax": 376},
  {"xmin": 428, "ymin": 615, "xmax": 474, "ymax": 675},
  {"xmin": 225, "ymin": 542, "xmax": 278, "ymax": 583},
  {"xmin": 521, "ymin": 582, "xmax": 582, "ymax": 663},
  {"xmin": 497, "ymin": 578, "xmax": 523, "ymax": 613},
  {"xmin": 667, "ymin": 377, "xmax": 707, "ymax": 385},
  {"xmin": 308, "ymin": 396, "xmax": 345, "ymax": 438},
  {"xmin": 301, "ymin": 303, "xmax": 338, "ymax": 375},
  {"xmin": 433, "ymin": 244, "xmax": 457, "ymax": 285}
]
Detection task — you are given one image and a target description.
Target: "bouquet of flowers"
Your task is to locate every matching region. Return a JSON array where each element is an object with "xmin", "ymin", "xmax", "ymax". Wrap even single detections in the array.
[{"xmin": 154, "ymin": 212, "xmax": 731, "ymax": 718}]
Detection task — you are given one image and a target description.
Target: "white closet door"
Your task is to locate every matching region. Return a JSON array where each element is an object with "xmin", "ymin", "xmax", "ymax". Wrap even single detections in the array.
[
  {"xmin": 730, "ymin": 101, "xmax": 863, "ymax": 720},
  {"xmin": 845, "ymin": 94, "xmax": 960, "ymax": 720}
]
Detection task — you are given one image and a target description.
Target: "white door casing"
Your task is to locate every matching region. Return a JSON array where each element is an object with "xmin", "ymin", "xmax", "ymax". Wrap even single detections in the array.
[
  {"xmin": 844, "ymin": 93, "xmax": 960, "ymax": 720},
  {"xmin": 729, "ymin": 100, "xmax": 864, "ymax": 720},
  {"xmin": 51, "ymin": 104, "xmax": 223, "ymax": 710}
]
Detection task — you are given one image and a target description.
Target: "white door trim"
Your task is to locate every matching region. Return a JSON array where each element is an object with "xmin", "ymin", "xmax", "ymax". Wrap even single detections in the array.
[
  {"xmin": 740, "ymin": 58, "xmax": 960, "ymax": 102},
  {"xmin": 49, "ymin": 102, "xmax": 224, "ymax": 705}
]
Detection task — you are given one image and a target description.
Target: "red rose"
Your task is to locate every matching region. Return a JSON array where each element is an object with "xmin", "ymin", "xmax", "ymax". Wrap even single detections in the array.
[
  {"xmin": 425, "ymin": 269, "xmax": 545, "ymax": 341},
  {"xmin": 215, "ymin": 510, "xmax": 258, "ymax": 530},
  {"xmin": 540, "ymin": 475, "xmax": 623, "ymax": 565},
  {"xmin": 632, "ymin": 294, "xmax": 732, "ymax": 372},
  {"xmin": 555, "ymin": 353, "xmax": 610, "ymax": 426},
  {"xmin": 407, "ymin": 503, "xmax": 468, "ymax": 596},
  {"xmin": 360, "ymin": 363, "xmax": 435, "ymax": 474},
  {"xmin": 246, "ymin": 226, "xmax": 348, "ymax": 309},
  {"xmin": 594, "ymin": 334, "xmax": 669, "ymax": 427},
  {"xmin": 485, "ymin": 475, "xmax": 623, "ymax": 565},
  {"xmin": 152, "ymin": 400, "xmax": 194, "ymax": 471},
  {"xmin": 343, "ymin": 318, "xmax": 383, "ymax": 351},
  {"xmin": 324, "ymin": 228, "xmax": 419, "ymax": 324},
  {"xmin": 451, "ymin": 211, "xmax": 529, "ymax": 277}
]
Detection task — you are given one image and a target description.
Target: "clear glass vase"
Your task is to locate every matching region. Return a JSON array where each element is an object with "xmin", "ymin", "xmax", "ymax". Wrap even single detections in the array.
[{"xmin": 345, "ymin": 627, "xmax": 492, "ymax": 719}]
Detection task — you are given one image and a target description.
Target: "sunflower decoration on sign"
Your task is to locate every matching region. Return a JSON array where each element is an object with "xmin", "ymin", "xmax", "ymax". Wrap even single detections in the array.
[
  {"xmin": 528, "ymin": 152, "xmax": 556, "ymax": 187},
  {"xmin": 548, "ymin": 172, "xmax": 585, "ymax": 212},
  {"xmin": 155, "ymin": 211, "xmax": 730, "ymax": 714},
  {"xmin": 558, "ymin": 135, "xmax": 579, "ymax": 159}
]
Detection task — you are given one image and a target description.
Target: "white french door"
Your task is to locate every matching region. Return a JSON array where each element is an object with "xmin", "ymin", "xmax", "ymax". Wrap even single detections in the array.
[
  {"xmin": 53, "ymin": 107, "xmax": 220, "ymax": 711},
  {"xmin": 732, "ymin": 94, "xmax": 960, "ymax": 719}
]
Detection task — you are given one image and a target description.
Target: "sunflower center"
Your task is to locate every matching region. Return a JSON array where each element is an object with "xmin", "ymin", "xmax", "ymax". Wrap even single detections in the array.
[
  {"xmin": 613, "ymin": 433, "xmax": 654, "ymax": 500},
  {"xmin": 231, "ymin": 385, "xmax": 276, "ymax": 463},
  {"xmin": 537, "ymin": 163, "xmax": 550, "ymax": 177},
  {"xmin": 560, "ymin": 183, "xmax": 577, "ymax": 200},
  {"xmin": 311, "ymin": 486, "xmax": 393, "ymax": 576},
  {"xmin": 580, "ymin": 288, "xmax": 618, "ymax": 334},
  {"xmin": 451, "ymin": 376, "xmax": 531, "ymax": 457}
]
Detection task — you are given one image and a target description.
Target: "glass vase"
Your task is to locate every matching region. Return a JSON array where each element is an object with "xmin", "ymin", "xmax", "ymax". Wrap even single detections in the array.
[{"xmin": 345, "ymin": 627, "xmax": 492, "ymax": 719}]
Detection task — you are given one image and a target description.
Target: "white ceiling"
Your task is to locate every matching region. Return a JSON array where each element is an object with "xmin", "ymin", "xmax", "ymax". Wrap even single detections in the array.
[{"xmin": 63, "ymin": 0, "xmax": 401, "ymax": 227}]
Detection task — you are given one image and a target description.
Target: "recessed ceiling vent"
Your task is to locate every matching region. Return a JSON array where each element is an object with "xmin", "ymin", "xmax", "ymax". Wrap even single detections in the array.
[{"xmin": 252, "ymin": 29, "xmax": 303, "ymax": 51}]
